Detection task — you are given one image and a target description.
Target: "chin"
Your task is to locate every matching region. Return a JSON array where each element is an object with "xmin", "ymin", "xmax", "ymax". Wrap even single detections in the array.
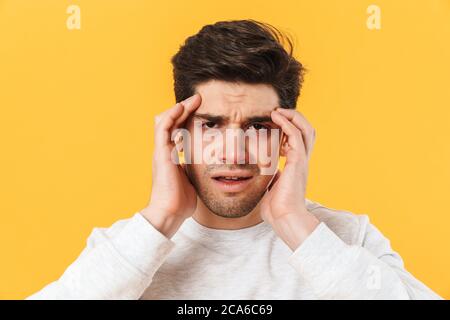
[{"xmin": 200, "ymin": 190, "xmax": 263, "ymax": 219}]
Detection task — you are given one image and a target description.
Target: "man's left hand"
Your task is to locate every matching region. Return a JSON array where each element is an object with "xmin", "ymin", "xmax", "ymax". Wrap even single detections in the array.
[{"xmin": 260, "ymin": 107, "xmax": 320, "ymax": 251}]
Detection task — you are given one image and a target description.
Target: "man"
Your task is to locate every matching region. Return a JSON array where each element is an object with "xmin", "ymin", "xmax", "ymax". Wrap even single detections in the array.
[{"xmin": 28, "ymin": 19, "xmax": 441, "ymax": 299}]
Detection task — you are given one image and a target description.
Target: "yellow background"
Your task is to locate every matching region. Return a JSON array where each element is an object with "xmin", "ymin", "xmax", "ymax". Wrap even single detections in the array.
[{"xmin": 1, "ymin": 0, "xmax": 449, "ymax": 299}]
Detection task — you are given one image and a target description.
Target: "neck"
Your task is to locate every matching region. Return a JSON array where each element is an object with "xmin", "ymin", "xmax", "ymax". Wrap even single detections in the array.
[{"xmin": 192, "ymin": 198, "xmax": 263, "ymax": 230}]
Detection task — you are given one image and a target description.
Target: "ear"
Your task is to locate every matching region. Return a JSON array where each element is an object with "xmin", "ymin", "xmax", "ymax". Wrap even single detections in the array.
[{"xmin": 279, "ymin": 134, "xmax": 289, "ymax": 157}]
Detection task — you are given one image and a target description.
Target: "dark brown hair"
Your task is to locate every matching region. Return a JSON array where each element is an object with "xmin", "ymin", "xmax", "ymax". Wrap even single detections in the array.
[{"xmin": 171, "ymin": 19, "xmax": 305, "ymax": 109}]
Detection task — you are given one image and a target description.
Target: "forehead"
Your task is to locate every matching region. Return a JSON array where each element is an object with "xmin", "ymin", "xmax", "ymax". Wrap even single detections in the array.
[{"xmin": 194, "ymin": 80, "xmax": 279, "ymax": 119}]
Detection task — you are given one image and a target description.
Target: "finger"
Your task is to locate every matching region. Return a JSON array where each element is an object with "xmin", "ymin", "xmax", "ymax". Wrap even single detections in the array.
[
  {"xmin": 154, "ymin": 103, "xmax": 184, "ymax": 150},
  {"xmin": 275, "ymin": 108, "xmax": 314, "ymax": 134},
  {"xmin": 275, "ymin": 108, "xmax": 315, "ymax": 159},
  {"xmin": 155, "ymin": 94, "xmax": 202, "ymax": 149},
  {"xmin": 271, "ymin": 110, "xmax": 305, "ymax": 157},
  {"xmin": 173, "ymin": 94, "xmax": 202, "ymax": 129}
]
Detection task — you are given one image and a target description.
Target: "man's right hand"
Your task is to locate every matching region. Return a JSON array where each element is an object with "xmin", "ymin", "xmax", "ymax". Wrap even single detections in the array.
[{"xmin": 140, "ymin": 94, "xmax": 202, "ymax": 238}]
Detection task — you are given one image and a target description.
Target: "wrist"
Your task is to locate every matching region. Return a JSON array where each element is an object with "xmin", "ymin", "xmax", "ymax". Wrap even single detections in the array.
[
  {"xmin": 270, "ymin": 209, "xmax": 320, "ymax": 251},
  {"xmin": 140, "ymin": 205, "xmax": 186, "ymax": 239}
]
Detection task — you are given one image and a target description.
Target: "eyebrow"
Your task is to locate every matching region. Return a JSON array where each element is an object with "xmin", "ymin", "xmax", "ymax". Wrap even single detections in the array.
[{"xmin": 192, "ymin": 113, "xmax": 274, "ymax": 124}]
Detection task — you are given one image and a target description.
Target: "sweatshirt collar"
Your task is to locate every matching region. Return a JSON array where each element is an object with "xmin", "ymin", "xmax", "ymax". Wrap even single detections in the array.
[{"xmin": 178, "ymin": 198, "xmax": 317, "ymax": 243}]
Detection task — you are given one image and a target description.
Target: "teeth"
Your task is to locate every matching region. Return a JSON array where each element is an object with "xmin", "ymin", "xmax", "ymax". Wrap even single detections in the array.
[
  {"xmin": 219, "ymin": 176, "xmax": 241, "ymax": 180},
  {"xmin": 214, "ymin": 176, "xmax": 251, "ymax": 181}
]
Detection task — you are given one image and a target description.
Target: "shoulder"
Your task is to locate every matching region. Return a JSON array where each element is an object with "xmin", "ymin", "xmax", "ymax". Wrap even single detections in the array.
[{"xmin": 305, "ymin": 198, "xmax": 370, "ymax": 246}]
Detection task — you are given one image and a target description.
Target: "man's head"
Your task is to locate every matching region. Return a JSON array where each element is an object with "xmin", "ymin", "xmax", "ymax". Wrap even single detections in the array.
[{"xmin": 170, "ymin": 20, "xmax": 305, "ymax": 218}]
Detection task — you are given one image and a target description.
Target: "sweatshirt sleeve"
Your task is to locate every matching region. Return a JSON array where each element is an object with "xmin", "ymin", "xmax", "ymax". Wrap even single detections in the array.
[
  {"xmin": 26, "ymin": 212, "xmax": 175, "ymax": 300},
  {"xmin": 287, "ymin": 215, "xmax": 443, "ymax": 300}
]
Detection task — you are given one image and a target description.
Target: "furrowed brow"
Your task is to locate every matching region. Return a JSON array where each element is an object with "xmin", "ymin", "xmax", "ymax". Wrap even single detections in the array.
[
  {"xmin": 246, "ymin": 115, "xmax": 273, "ymax": 123},
  {"xmin": 192, "ymin": 113, "xmax": 226, "ymax": 123},
  {"xmin": 192, "ymin": 113, "xmax": 275, "ymax": 124}
]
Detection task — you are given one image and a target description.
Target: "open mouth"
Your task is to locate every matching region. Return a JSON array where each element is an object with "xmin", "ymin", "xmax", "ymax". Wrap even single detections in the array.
[
  {"xmin": 212, "ymin": 176, "xmax": 252, "ymax": 182},
  {"xmin": 210, "ymin": 171, "xmax": 254, "ymax": 192}
]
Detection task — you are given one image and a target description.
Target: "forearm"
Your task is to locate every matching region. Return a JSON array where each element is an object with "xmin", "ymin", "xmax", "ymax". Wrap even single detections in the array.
[
  {"xmin": 286, "ymin": 221, "xmax": 442, "ymax": 299},
  {"xmin": 27, "ymin": 213, "xmax": 175, "ymax": 299}
]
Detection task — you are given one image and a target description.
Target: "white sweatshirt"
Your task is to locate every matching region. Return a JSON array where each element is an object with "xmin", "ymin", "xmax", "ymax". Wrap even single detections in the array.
[{"xmin": 27, "ymin": 198, "xmax": 442, "ymax": 300}]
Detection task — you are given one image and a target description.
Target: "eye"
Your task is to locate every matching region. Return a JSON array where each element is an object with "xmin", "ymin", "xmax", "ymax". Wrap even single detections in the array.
[
  {"xmin": 202, "ymin": 121, "xmax": 218, "ymax": 129},
  {"xmin": 247, "ymin": 123, "xmax": 269, "ymax": 131}
]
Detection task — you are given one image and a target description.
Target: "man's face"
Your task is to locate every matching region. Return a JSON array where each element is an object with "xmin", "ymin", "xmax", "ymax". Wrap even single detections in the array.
[{"xmin": 183, "ymin": 80, "xmax": 282, "ymax": 218}]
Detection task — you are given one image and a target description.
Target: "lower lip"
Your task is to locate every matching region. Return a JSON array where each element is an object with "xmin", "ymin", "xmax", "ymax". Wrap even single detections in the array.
[{"xmin": 211, "ymin": 177, "xmax": 253, "ymax": 193}]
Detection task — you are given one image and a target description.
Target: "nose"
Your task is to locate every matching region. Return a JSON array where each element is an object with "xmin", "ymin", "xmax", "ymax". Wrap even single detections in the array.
[{"xmin": 219, "ymin": 128, "xmax": 247, "ymax": 164}]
